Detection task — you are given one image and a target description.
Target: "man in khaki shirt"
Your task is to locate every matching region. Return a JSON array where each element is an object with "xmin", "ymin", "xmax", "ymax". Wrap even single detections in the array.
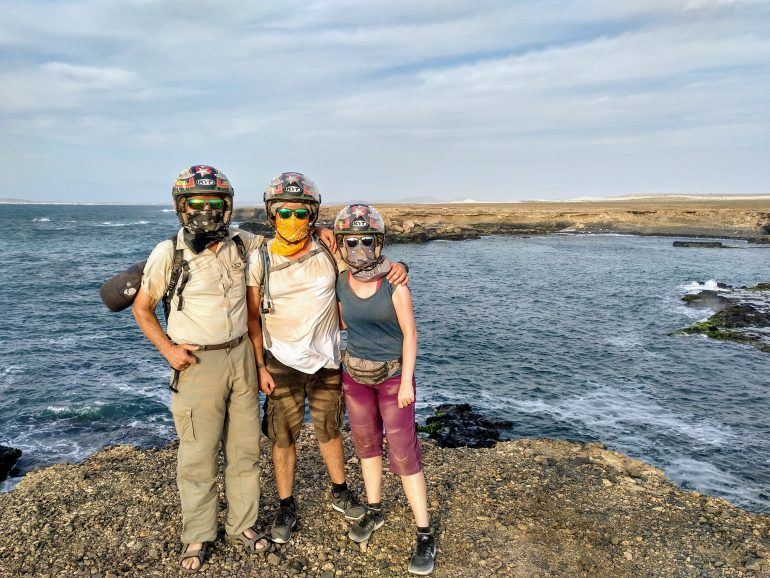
[{"xmin": 133, "ymin": 165, "xmax": 269, "ymax": 572}]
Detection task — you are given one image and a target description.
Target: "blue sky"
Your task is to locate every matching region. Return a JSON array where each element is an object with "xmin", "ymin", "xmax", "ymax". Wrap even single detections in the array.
[{"xmin": 1, "ymin": 0, "xmax": 768, "ymax": 203}]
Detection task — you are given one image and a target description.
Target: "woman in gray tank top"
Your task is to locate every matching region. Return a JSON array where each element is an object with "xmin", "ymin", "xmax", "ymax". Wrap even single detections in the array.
[{"xmin": 333, "ymin": 205, "xmax": 436, "ymax": 576}]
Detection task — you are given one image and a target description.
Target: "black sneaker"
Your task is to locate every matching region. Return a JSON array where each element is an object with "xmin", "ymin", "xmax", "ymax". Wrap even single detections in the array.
[
  {"xmin": 348, "ymin": 508, "xmax": 385, "ymax": 543},
  {"xmin": 270, "ymin": 504, "xmax": 298, "ymax": 544},
  {"xmin": 408, "ymin": 530, "xmax": 436, "ymax": 575},
  {"xmin": 331, "ymin": 488, "xmax": 366, "ymax": 520}
]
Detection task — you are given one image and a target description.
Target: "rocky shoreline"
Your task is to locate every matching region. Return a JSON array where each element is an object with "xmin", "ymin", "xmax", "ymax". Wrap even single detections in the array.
[
  {"xmin": 1, "ymin": 424, "xmax": 769, "ymax": 577},
  {"xmin": 234, "ymin": 198, "xmax": 770, "ymax": 244}
]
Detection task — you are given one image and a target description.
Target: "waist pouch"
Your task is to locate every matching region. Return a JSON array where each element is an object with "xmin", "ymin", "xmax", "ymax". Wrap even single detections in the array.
[{"xmin": 341, "ymin": 350, "xmax": 402, "ymax": 385}]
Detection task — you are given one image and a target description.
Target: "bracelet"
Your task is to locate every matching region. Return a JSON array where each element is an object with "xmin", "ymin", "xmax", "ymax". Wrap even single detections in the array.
[
  {"xmin": 256, "ymin": 362, "xmax": 265, "ymax": 369},
  {"xmin": 399, "ymin": 260, "xmax": 410, "ymax": 273}
]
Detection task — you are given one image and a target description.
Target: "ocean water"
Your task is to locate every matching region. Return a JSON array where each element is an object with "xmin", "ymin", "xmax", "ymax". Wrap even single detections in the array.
[{"xmin": 0, "ymin": 204, "xmax": 768, "ymax": 513}]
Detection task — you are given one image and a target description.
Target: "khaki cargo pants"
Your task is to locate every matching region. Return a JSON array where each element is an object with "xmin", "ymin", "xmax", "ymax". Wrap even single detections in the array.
[{"xmin": 171, "ymin": 338, "xmax": 261, "ymax": 544}]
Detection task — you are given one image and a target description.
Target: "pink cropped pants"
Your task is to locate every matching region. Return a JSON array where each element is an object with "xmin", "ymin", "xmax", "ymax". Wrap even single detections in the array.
[{"xmin": 342, "ymin": 371, "xmax": 422, "ymax": 476}]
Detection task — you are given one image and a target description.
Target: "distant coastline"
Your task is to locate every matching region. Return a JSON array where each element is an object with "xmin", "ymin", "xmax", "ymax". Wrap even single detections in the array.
[{"xmin": 235, "ymin": 196, "xmax": 770, "ymax": 244}]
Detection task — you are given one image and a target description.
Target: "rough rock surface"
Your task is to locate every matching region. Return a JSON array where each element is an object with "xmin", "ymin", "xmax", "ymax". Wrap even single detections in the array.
[
  {"xmin": 235, "ymin": 198, "xmax": 770, "ymax": 244},
  {"xmin": 1, "ymin": 426, "xmax": 769, "ymax": 577},
  {"xmin": 417, "ymin": 403, "xmax": 512, "ymax": 448},
  {"xmin": 0, "ymin": 446, "xmax": 21, "ymax": 482},
  {"xmin": 676, "ymin": 283, "xmax": 770, "ymax": 354}
]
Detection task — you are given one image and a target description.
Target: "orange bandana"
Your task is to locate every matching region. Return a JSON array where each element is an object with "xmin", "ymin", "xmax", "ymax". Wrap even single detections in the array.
[{"xmin": 271, "ymin": 216, "xmax": 311, "ymax": 256}]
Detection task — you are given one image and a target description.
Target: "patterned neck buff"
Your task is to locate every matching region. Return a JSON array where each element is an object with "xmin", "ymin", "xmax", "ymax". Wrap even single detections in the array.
[
  {"xmin": 271, "ymin": 215, "xmax": 311, "ymax": 256},
  {"xmin": 183, "ymin": 227, "xmax": 228, "ymax": 254},
  {"xmin": 350, "ymin": 256, "xmax": 392, "ymax": 281}
]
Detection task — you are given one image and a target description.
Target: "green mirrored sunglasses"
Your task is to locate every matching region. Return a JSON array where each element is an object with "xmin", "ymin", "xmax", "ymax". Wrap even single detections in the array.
[
  {"xmin": 187, "ymin": 198, "xmax": 225, "ymax": 210},
  {"xmin": 276, "ymin": 207, "xmax": 311, "ymax": 220}
]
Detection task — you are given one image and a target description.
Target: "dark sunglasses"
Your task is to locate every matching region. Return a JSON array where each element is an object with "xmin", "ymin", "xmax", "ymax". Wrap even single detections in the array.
[
  {"xmin": 276, "ymin": 207, "xmax": 311, "ymax": 220},
  {"xmin": 187, "ymin": 198, "xmax": 225, "ymax": 210},
  {"xmin": 345, "ymin": 236, "xmax": 376, "ymax": 248}
]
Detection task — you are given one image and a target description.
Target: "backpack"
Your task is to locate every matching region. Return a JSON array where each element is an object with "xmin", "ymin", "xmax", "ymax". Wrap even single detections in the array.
[
  {"xmin": 161, "ymin": 234, "xmax": 247, "ymax": 322},
  {"xmin": 100, "ymin": 233, "xmax": 246, "ymax": 323},
  {"xmin": 257, "ymin": 235, "xmax": 337, "ymax": 348}
]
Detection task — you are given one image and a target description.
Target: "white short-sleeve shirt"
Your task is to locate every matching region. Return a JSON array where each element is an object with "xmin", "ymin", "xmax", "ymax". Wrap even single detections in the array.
[{"xmin": 247, "ymin": 240, "xmax": 345, "ymax": 374}]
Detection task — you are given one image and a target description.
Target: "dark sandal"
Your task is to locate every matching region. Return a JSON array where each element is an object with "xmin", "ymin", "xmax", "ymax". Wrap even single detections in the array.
[
  {"xmin": 179, "ymin": 541, "xmax": 210, "ymax": 574},
  {"xmin": 227, "ymin": 528, "xmax": 274, "ymax": 553}
]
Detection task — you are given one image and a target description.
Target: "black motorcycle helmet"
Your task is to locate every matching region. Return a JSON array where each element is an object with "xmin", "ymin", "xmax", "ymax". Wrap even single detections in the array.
[
  {"xmin": 172, "ymin": 165, "xmax": 234, "ymax": 232},
  {"xmin": 263, "ymin": 172, "xmax": 321, "ymax": 227}
]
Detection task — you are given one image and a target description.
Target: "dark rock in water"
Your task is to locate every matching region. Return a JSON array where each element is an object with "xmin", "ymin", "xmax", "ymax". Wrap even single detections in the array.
[
  {"xmin": 418, "ymin": 403, "xmax": 512, "ymax": 448},
  {"xmin": 682, "ymin": 290, "xmax": 733, "ymax": 312},
  {"xmin": 0, "ymin": 445, "xmax": 22, "ymax": 481},
  {"xmin": 710, "ymin": 304, "xmax": 770, "ymax": 329},
  {"xmin": 673, "ymin": 241, "xmax": 725, "ymax": 248},
  {"xmin": 675, "ymin": 283, "xmax": 770, "ymax": 354}
]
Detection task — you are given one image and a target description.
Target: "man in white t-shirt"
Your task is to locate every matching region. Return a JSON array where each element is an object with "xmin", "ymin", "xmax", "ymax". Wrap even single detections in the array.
[{"xmin": 246, "ymin": 172, "xmax": 408, "ymax": 544}]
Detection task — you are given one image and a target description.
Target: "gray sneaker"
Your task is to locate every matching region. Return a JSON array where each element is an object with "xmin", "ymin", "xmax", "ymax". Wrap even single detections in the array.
[
  {"xmin": 348, "ymin": 508, "xmax": 385, "ymax": 543},
  {"xmin": 331, "ymin": 488, "xmax": 366, "ymax": 520},
  {"xmin": 408, "ymin": 530, "xmax": 436, "ymax": 575},
  {"xmin": 270, "ymin": 504, "xmax": 298, "ymax": 544}
]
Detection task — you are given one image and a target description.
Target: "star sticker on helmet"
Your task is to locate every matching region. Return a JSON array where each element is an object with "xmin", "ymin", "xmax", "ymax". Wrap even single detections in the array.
[
  {"xmin": 194, "ymin": 166, "xmax": 212, "ymax": 176},
  {"xmin": 352, "ymin": 206, "xmax": 367, "ymax": 217}
]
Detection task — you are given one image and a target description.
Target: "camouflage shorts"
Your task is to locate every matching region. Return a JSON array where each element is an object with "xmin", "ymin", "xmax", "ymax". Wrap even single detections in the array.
[{"xmin": 262, "ymin": 355, "xmax": 344, "ymax": 448}]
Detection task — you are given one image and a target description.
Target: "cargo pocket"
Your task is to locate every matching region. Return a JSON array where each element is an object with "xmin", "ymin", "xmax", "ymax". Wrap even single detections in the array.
[
  {"xmin": 172, "ymin": 406, "xmax": 196, "ymax": 442},
  {"xmin": 261, "ymin": 397, "xmax": 275, "ymax": 440},
  {"xmin": 334, "ymin": 389, "xmax": 346, "ymax": 431}
]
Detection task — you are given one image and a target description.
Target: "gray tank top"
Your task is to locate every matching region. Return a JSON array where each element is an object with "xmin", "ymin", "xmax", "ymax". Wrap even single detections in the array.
[{"xmin": 336, "ymin": 272, "xmax": 403, "ymax": 361}]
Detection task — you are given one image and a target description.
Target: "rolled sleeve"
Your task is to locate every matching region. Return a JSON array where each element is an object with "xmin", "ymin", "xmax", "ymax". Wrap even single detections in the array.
[
  {"xmin": 141, "ymin": 240, "xmax": 174, "ymax": 302},
  {"xmin": 246, "ymin": 249, "xmax": 265, "ymax": 289}
]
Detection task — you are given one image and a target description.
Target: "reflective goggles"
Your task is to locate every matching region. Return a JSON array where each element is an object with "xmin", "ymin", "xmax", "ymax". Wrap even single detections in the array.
[
  {"xmin": 187, "ymin": 197, "xmax": 225, "ymax": 210},
  {"xmin": 345, "ymin": 236, "xmax": 376, "ymax": 248},
  {"xmin": 276, "ymin": 207, "xmax": 311, "ymax": 220}
]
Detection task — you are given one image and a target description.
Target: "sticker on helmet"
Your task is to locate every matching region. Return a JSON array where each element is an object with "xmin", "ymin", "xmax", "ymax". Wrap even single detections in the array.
[
  {"xmin": 285, "ymin": 185, "xmax": 302, "ymax": 193},
  {"xmin": 194, "ymin": 166, "xmax": 213, "ymax": 176},
  {"xmin": 352, "ymin": 219, "xmax": 367, "ymax": 227},
  {"xmin": 197, "ymin": 179, "xmax": 214, "ymax": 185}
]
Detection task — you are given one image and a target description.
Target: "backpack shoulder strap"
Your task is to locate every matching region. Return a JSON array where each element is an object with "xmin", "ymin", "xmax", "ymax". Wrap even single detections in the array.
[
  {"xmin": 162, "ymin": 235, "xmax": 189, "ymax": 323},
  {"xmin": 258, "ymin": 240, "xmax": 273, "ymax": 348},
  {"xmin": 232, "ymin": 234, "xmax": 246, "ymax": 262},
  {"xmin": 313, "ymin": 235, "xmax": 339, "ymax": 275},
  {"xmin": 258, "ymin": 236, "xmax": 337, "ymax": 348}
]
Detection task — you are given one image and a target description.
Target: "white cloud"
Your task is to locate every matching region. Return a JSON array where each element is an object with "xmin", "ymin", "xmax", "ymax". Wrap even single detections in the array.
[{"xmin": 0, "ymin": 0, "xmax": 768, "ymax": 201}]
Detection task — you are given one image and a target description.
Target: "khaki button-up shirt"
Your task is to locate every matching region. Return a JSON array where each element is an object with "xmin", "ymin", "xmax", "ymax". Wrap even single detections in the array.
[{"xmin": 142, "ymin": 228, "xmax": 264, "ymax": 346}]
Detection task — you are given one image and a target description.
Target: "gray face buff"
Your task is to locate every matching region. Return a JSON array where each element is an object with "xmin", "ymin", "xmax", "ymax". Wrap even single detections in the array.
[
  {"xmin": 183, "ymin": 210, "xmax": 228, "ymax": 253},
  {"xmin": 185, "ymin": 209, "xmax": 226, "ymax": 234},
  {"xmin": 343, "ymin": 236, "xmax": 391, "ymax": 281}
]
